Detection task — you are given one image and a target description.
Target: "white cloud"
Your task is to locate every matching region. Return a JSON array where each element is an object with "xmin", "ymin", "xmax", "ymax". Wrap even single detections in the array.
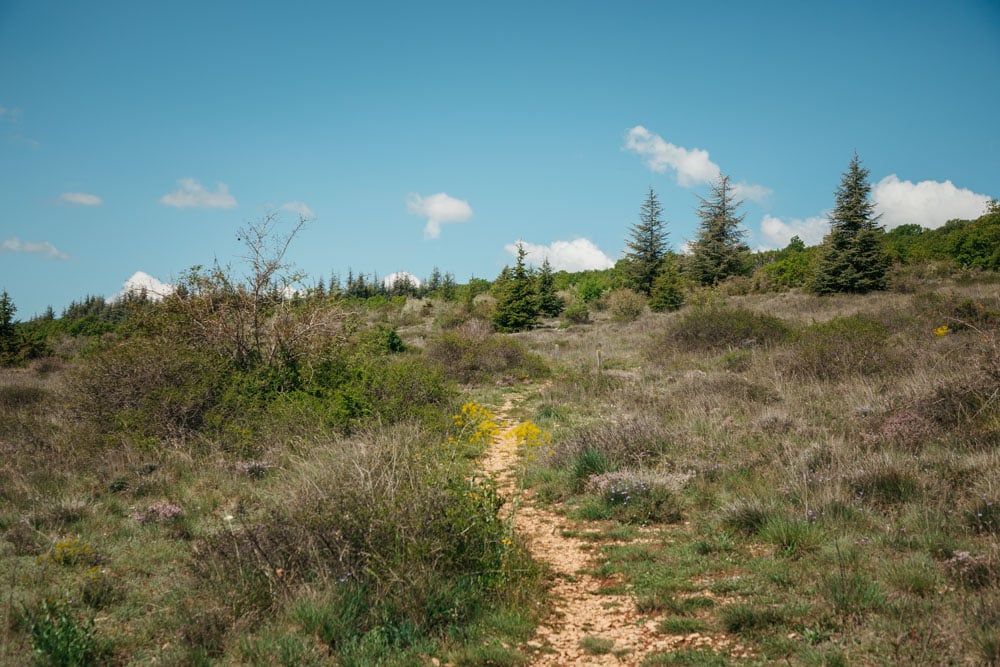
[
  {"xmin": 504, "ymin": 238, "xmax": 615, "ymax": 272},
  {"xmin": 873, "ymin": 174, "xmax": 991, "ymax": 229},
  {"xmin": 623, "ymin": 126, "xmax": 771, "ymax": 204},
  {"xmin": 731, "ymin": 181, "xmax": 773, "ymax": 205},
  {"xmin": 406, "ymin": 192, "xmax": 473, "ymax": 239},
  {"xmin": 1, "ymin": 236, "xmax": 70, "ymax": 260},
  {"xmin": 159, "ymin": 178, "xmax": 237, "ymax": 209},
  {"xmin": 281, "ymin": 201, "xmax": 315, "ymax": 218},
  {"xmin": 383, "ymin": 271, "xmax": 422, "ymax": 289},
  {"xmin": 114, "ymin": 271, "xmax": 174, "ymax": 301},
  {"xmin": 624, "ymin": 125, "xmax": 720, "ymax": 187},
  {"xmin": 59, "ymin": 192, "xmax": 103, "ymax": 206},
  {"xmin": 760, "ymin": 214, "xmax": 829, "ymax": 248}
]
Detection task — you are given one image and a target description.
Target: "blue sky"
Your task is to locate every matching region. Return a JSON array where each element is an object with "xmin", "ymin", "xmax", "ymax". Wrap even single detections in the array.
[{"xmin": 2, "ymin": 0, "xmax": 998, "ymax": 318}]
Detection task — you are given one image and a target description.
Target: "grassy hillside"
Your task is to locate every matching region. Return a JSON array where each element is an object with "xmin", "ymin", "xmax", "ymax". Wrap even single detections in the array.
[{"xmin": 1, "ymin": 269, "xmax": 998, "ymax": 664}]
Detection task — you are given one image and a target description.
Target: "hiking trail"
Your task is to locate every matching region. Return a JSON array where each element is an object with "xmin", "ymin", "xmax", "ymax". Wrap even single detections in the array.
[{"xmin": 483, "ymin": 391, "xmax": 747, "ymax": 666}]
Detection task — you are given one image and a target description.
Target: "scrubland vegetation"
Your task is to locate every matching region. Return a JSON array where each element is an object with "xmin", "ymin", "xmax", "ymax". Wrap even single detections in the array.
[{"xmin": 1, "ymin": 193, "xmax": 999, "ymax": 664}]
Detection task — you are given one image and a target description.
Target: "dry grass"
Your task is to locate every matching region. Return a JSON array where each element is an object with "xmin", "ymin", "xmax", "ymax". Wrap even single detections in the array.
[{"xmin": 520, "ymin": 279, "xmax": 1000, "ymax": 664}]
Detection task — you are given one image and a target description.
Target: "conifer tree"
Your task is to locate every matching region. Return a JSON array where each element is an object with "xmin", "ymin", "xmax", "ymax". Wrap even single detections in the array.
[
  {"xmin": 492, "ymin": 243, "xmax": 539, "ymax": 332},
  {"xmin": 536, "ymin": 257, "xmax": 565, "ymax": 317},
  {"xmin": 624, "ymin": 187, "xmax": 669, "ymax": 295},
  {"xmin": 0, "ymin": 290, "xmax": 16, "ymax": 364},
  {"xmin": 649, "ymin": 255, "xmax": 685, "ymax": 312},
  {"xmin": 689, "ymin": 175, "xmax": 751, "ymax": 285},
  {"xmin": 812, "ymin": 153, "xmax": 890, "ymax": 294}
]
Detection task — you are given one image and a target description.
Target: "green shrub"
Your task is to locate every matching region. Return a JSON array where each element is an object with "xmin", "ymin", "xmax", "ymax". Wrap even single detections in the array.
[
  {"xmin": 68, "ymin": 337, "xmax": 229, "ymax": 440},
  {"xmin": 786, "ymin": 314, "xmax": 902, "ymax": 380},
  {"xmin": 25, "ymin": 597, "xmax": 108, "ymax": 666},
  {"xmin": 654, "ymin": 305, "xmax": 790, "ymax": 355},
  {"xmin": 426, "ymin": 322, "xmax": 547, "ymax": 383},
  {"xmin": 606, "ymin": 288, "xmax": 647, "ymax": 323},
  {"xmin": 192, "ymin": 424, "xmax": 535, "ymax": 655},
  {"xmin": 561, "ymin": 300, "xmax": 590, "ymax": 325}
]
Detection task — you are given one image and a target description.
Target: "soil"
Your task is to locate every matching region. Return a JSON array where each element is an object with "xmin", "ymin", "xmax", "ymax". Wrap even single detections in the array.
[{"xmin": 482, "ymin": 393, "xmax": 748, "ymax": 666}]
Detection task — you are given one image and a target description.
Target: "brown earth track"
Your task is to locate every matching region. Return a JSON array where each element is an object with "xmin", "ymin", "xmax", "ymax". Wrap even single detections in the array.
[{"xmin": 482, "ymin": 392, "xmax": 747, "ymax": 666}]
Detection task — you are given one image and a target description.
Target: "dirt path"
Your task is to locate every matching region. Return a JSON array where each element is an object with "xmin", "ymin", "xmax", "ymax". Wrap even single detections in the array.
[{"xmin": 483, "ymin": 393, "xmax": 742, "ymax": 666}]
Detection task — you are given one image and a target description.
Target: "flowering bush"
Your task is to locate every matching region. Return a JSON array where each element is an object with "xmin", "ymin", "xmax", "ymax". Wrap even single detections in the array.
[
  {"xmin": 449, "ymin": 402, "xmax": 500, "ymax": 448},
  {"xmin": 510, "ymin": 420, "xmax": 552, "ymax": 461}
]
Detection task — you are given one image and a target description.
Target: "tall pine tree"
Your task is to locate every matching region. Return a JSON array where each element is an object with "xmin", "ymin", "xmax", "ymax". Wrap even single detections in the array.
[
  {"xmin": 624, "ymin": 187, "xmax": 669, "ymax": 295},
  {"xmin": 536, "ymin": 257, "xmax": 564, "ymax": 317},
  {"xmin": 812, "ymin": 153, "xmax": 890, "ymax": 294},
  {"xmin": 689, "ymin": 175, "xmax": 751, "ymax": 286},
  {"xmin": 492, "ymin": 243, "xmax": 539, "ymax": 332}
]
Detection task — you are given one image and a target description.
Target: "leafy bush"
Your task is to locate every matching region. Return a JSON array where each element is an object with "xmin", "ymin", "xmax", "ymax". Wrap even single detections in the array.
[
  {"xmin": 606, "ymin": 289, "xmax": 647, "ymax": 323},
  {"xmin": 68, "ymin": 337, "xmax": 230, "ymax": 441},
  {"xmin": 426, "ymin": 322, "xmax": 547, "ymax": 383},
  {"xmin": 192, "ymin": 423, "xmax": 536, "ymax": 655},
  {"xmin": 653, "ymin": 305, "xmax": 790, "ymax": 355},
  {"xmin": 561, "ymin": 300, "xmax": 590, "ymax": 325},
  {"xmin": 25, "ymin": 597, "xmax": 108, "ymax": 666}
]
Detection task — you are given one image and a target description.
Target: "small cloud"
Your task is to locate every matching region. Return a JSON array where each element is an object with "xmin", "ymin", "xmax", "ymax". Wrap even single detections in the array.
[
  {"xmin": 383, "ymin": 271, "xmax": 422, "ymax": 290},
  {"xmin": 59, "ymin": 192, "xmax": 103, "ymax": 206},
  {"xmin": 731, "ymin": 181, "xmax": 773, "ymax": 206},
  {"xmin": 504, "ymin": 238, "xmax": 615, "ymax": 272},
  {"xmin": 406, "ymin": 192, "xmax": 473, "ymax": 239},
  {"xmin": 873, "ymin": 174, "xmax": 991, "ymax": 229},
  {"xmin": 113, "ymin": 271, "xmax": 174, "ymax": 301},
  {"xmin": 623, "ymin": 126, "xmax": 770, "ymax": 201},
  {"xmin": 760, "ymin": 214, "xmax": 829, "ymax": 248},
  {"xmin": 159, "ymin": 178, "xmax": 237, "ymax": 209},
  {"xmin": 678, "ymin": 241, "xmax": 693, "ymax": 255},
  {"xmin": 280, "ymin": 201, "xmax": 315, "ymax": 219},
  {"xmin": 624, "ymin": 125, "xmax": 721, "ymax": 187},
  {"xmin": 1, "ymin": 237, "xmax": 70, "ymax": 260}
]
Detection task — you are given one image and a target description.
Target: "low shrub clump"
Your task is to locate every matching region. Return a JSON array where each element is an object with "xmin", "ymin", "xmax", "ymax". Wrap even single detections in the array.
[
  {"xmin": 784, "ymin": 314, "xmax": 903, "ymax": 380},
  {"xmin": 651, "ymin": 305, "xmax": 791, "ymax": 356},
  {"xmin": 605, "ymin": 289, "xmax": 647, "ymax": 323},
  {"xmin": 426, "ymin": 321, "xmax": 548, "ymax": 383}
]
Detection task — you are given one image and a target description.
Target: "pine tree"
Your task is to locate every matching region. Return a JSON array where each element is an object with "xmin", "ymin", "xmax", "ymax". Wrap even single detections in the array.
[
  {"xmin": 492, "ymin": 243, "xmax": 539, "ymax": 332},
  {"xmin": 689, "ymin": 175, "xmax": 751, "ymax": 285},
  {"xmin": 536, "ymin": 257, "xmax": 565, "ymax": 317},
  {"xmin": 0, "ymin": 290, "xmax": 18, "ymax": 364},
  {"xmin": 649, "ymin": 255, "xmax": 685, "ymax": 312},
  {"xmin": 812, "ymin": 153, "xmax": 890, "ymax": 294},
  {"xmin": 624, "ymin": 187, "xmax": 669, "ymax": 295}
]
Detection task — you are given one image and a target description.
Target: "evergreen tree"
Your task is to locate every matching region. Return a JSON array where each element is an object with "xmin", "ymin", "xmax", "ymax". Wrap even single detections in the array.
[
  {"xmin": 427, "ymin": 266, "xmax": 442, "ymax": 293},
  {"xmin": 0, "ymin": 290, "xmax": 17, "ymax": 364},
  {"xmin": 689, "ymin": 175, "xmax": 751, "ymax": 285},
  {"xmin": 492, "ymin": 243, "xmax": 539, "ymax": 332},
  {"xmin": 649, "ymin": 255, "xmax": 686, "ymax": 312},
  {"xmin": 624, "ymin": 187, "xmax": 669, "ymax": 295},
  {"xmin": 812, "ymin": 153, "xmax": 890, "ymax": 294},
  {"xmin": 441, "ymin": 272, "xmax": 457, "ymax": 301},
  {"xmin": 536, "ymin": 257, "xmax": 565, "ymax": 317}
]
